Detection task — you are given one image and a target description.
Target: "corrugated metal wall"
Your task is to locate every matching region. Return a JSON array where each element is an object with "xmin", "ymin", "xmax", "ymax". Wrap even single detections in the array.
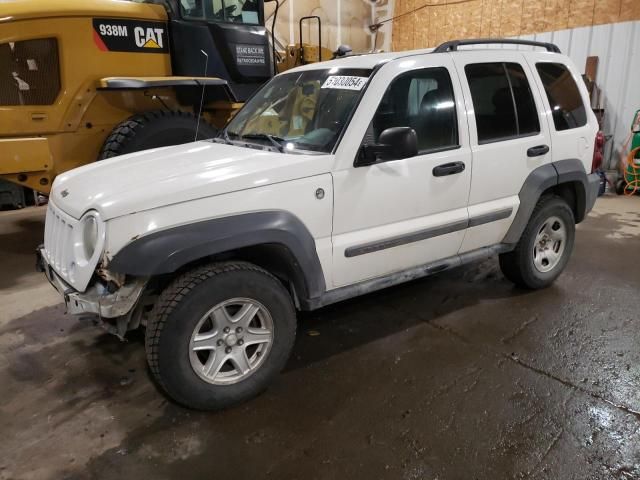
[{"xmin": 513, "ymin": 21, "xmax": 640, "ymax": 168}]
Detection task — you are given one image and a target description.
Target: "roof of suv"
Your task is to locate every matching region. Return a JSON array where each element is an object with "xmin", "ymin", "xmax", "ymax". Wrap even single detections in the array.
[
  {"xmin": 287, "ymin": 38, "xmax": 563, "ymax": 74},
  {"xmin": 290, "ymin": 48, "xmax": 436, "ymax": 72}
]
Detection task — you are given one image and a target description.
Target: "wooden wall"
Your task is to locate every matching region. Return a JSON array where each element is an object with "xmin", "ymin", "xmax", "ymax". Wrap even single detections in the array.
[{"xmin": 392, "ymin": 0, "xmax": 640, "ymax": 51}]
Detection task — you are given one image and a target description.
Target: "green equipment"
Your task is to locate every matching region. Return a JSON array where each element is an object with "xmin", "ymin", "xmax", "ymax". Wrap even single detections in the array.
[{"xmin": 616, "ymin": 110, "xmax": 640, "ymax": 195}]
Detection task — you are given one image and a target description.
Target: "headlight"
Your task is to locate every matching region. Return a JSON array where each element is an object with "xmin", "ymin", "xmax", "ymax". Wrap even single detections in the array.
[
  {"xmin": 74, "ymin": 210, "xmax": 105, "ymax": 265},
  {"xmin": 82, "ymin": 215, "xmax": 99, "ymax": 259}
]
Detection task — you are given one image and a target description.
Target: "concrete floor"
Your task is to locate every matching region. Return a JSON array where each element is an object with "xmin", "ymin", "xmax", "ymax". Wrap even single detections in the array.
[{"xmin": 1, "ymin": 196, "xmax": 639, "ymax": 480}]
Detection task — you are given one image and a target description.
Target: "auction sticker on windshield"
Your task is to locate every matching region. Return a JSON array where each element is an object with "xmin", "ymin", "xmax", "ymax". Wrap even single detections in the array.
[{"xmin": 321, "ymin": 76, "xmax": 367, "ymax": 90}]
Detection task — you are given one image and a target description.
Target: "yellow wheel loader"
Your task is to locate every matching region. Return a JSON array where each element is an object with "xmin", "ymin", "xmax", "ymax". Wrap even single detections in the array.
[{"xmin": 0, "ymin": 0, "xmax": 335, "ymax": 193}]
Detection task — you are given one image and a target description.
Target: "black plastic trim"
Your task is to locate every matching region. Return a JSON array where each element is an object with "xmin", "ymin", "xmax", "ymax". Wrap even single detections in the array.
[
  {"xmin": 434, "ymin": 38, "xmax": 561, "ymax": 53},
  {"xmin": 477, "ymin": 130, "xmax": 541, "ymax": 146},
  {"xmin": 345, "ymin": 208, "xmax": 513, "ymax": 258},
  {"xmin": 585, "ymin": 172, "xmax": 599, "ymax": 215},
  {"xmin": 503, "ymin": 159, "xmax": 594, "ymax": 244},
  {"xmin": 108, "ymin": 210, "xmax": 326, "ymax": 299},
  {"xmin": 527, "ymin": 144, "xmax": 550, "ymax": 157},
  {"xmin": 432, "ymin": 161, "xmax": 466, "ymax": 177},
  {"xmin": 356, "ymin": 135, "xmax": 461, "ymax": 167},
  {"xmin": 503, "ymin": 163, "xmax": 557, "ymax": 244},
  {"xmin": 305, "ymin": 243, "xmax": 512, "ymax": 310},
  {"xmin": 418, "ymin": 144, "xmax": 462, "ymax": 156},
  {"xmin": 554, "ymin": 158, "xmax": 592, "ymax": 222},
  {"xmin": 344, "ymin": 220, "xmax": 468, "ymax": 258},
  {"xmin": 468, "ymin": 207, "xmax": 513, "ymax": 227}
]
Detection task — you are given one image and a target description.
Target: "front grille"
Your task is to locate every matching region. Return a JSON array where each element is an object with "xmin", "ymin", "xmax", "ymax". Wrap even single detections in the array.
[
  {"xmin": 0, "ymin": 38, "xmax": 61, "ymax": 106},
  {"xmin": 43, "ymin": 202, "xmax": 77, "ymax": 283}
]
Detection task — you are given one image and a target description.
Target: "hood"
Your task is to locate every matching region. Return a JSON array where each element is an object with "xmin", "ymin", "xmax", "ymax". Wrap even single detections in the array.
[
  {"xmin": 0, "ymin": 0, "xmax": 167, "ymax": 23},
  {"xmin": 52, "ymin": 141, "xmax": 334, "ymax": 220}
]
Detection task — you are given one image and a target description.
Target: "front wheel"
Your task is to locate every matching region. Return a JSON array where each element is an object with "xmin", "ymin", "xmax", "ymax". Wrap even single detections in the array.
[
  {"xmin": 499, "ymin": 196, "xmax": 575, "ymax": 289},
  {"xmin": 145, "ymin": 261, "xmax": 296, "ymax": 410}
]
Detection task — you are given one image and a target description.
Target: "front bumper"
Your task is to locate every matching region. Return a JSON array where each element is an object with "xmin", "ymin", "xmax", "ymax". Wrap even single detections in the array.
[{"xmin": 37, "ymin": 246, "xmax": 146, "ymax": 319}]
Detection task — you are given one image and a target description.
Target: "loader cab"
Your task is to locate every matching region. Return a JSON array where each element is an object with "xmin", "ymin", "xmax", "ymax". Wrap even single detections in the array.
[{"xmin": 169, "ymin": 0, "xmax": 272, "ymax": 102}]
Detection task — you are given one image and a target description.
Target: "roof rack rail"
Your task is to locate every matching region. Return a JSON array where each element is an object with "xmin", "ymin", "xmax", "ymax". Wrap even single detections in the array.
[{"xmin": 433, "ymin": 38, "xmax": 561, "ymax": 54}]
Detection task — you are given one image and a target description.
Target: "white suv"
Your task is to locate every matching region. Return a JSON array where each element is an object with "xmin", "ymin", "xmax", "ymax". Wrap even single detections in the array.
[{"xmin": 38, "ymin": 39, "xmax": 599, "ymax": 410}]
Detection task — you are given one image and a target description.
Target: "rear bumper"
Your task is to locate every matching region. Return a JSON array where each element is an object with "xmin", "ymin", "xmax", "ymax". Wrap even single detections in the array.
[
  {"xmin": 37, "ymin": 246, "xmax": 146, "ymax": 318},
  {"xmin": 585, "ymin": 172, "xmax": 600, "ymax": 215}
]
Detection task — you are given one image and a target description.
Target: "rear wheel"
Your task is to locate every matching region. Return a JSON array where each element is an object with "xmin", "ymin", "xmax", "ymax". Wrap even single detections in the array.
[
  {"xmin": 145, "ymin": 261, "xmax": 296, "ymax": 410},
  {"xmin": 98, "ymin": 110, "xmax": 217, "ymax": 159},
  {"xmin": 499, "ymin": 196, "xmax": 575, "ymax": 289}
]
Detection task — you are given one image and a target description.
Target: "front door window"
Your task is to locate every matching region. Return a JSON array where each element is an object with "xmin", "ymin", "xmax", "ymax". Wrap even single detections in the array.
[{"xmin": 367, "ymin": 67, "xmax": 458, "ymax": 154}]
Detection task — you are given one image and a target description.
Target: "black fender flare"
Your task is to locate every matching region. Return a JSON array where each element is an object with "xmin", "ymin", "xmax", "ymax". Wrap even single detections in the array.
[
  {"xmin": 503, "ymin": 159, "xmax": 598, "ymax": 244},
  {"xmin": 108, "ymin": 210, "xmax": 326, "ymax": 300}
]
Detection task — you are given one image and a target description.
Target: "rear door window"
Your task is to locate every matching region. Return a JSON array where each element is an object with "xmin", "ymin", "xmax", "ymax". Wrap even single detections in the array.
[
  {"xmin": 535, "ymin": 63, "xmax": 587, "ymax": 131},
  {"xmin": 465, "ymin": 62, "xmax": 540, "ymax": 144}
]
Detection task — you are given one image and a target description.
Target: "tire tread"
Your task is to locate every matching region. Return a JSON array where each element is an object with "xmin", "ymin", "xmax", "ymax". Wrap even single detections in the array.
[
  {"xmin": 145, "ymin": 261, "xmax": 293, "ymax": 397},
  {"xmin": 499, "ymin": 194, "xmax": 574, "ymax": 289},
  {"xmin": 98, "ymin": 110, "xmax": 209, "ymax": 159}
]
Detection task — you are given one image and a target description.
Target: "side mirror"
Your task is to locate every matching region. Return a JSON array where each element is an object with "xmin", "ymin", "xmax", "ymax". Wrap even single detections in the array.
[{"xmin": 357, "ymin": 127, "xmax": 418, "ymax": 166}]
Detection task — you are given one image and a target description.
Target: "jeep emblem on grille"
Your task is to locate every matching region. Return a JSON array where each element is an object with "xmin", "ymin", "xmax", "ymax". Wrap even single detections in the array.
[{"xmin": 60, "ymin": 189, "xmax": 69, "ymax": 198}]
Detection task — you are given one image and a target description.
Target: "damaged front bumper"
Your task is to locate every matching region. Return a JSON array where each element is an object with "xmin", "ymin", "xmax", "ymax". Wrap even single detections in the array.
[{"xmin": 36, "ymin": 246, "xmax": 147, "ymax": 320}]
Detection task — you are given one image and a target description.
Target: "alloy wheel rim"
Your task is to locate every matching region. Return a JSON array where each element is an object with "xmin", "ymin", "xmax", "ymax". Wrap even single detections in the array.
[
  {"xmin": 532, "ymin": 215, "xmax": 567, "ymax": 273},
  {"xmin": 188, "ymin": 298, "xmax": 274, "ymax": 385}
]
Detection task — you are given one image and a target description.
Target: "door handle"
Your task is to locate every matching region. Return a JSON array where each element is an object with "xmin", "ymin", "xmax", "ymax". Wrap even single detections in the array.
[
  {"xmin": 527, "ymin": 145, "xmax": 549, "ymax": 157},
  {"xmin": 432, "ymin": 161, "xmax": 465, "ymax": 177}
]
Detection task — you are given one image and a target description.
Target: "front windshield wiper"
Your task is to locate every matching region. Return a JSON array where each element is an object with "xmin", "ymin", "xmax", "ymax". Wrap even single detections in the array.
[
  {"xmin": 240, "ymin": 133, "xmax": 286, "ymax": 153},
  {"xmin": 214, "ymin": 128, "xmax": 238, "ymax": 145}
]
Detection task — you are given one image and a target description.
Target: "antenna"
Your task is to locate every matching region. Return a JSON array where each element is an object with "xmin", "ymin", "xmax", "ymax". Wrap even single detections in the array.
[{"xmin": 194, "ymin": 49, "xmax": 209, "ymax": 142}]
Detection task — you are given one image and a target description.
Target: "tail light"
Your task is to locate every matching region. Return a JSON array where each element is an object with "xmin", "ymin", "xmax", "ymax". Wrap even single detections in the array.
[{"xmin": 591, "ymin": 131, "xmax": 604, "ymax": 173}]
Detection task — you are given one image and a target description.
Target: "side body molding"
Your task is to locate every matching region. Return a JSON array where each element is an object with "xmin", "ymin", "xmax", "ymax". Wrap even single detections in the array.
[
  {"xmin": 503, "ymin": 159, "xmax": 598, "ymax": 244},
  {"xmin": 108, "ymin": 211, "xmax": 326, "ymax": 299}
]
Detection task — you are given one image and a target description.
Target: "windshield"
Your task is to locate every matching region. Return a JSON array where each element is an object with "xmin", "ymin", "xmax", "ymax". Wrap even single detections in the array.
[
  {"xmin": 224, "ymin": 68, "xmax": 372, "ymax": 153},
  {"xmin": 180, "ymin": 0, "xmax": 261, "ymax": 24}
]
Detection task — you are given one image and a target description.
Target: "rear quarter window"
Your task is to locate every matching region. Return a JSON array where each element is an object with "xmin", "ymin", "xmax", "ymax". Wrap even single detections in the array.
[{"xmin": 535, "ymin": 63, "xmax": 587, "ymax": 131}]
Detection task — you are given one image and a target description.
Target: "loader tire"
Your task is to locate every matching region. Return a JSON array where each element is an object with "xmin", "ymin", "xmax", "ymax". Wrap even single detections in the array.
[{"xmin": 98, "ymin": 110, "xmax": 217, "ymax": 159}]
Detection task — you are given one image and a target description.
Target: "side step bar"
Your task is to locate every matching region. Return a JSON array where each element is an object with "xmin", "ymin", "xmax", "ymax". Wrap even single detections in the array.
[{"xmin": 302, "ymin": 244, "xmax": 512, "ymax": 310}]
